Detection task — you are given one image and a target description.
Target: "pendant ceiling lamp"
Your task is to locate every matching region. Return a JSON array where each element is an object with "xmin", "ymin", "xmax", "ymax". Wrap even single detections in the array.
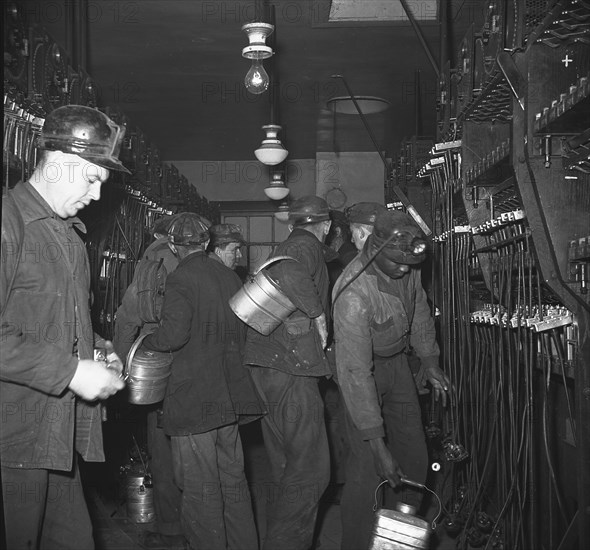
[
  {"xmin": 255, "ymin": 124, "xmax": 289, "ymax": 166},
  {"xmin": 242, "ymin": 22, "xmax": 274, "ymax": 94},
  {"xmin": 253, "ymin": 5, "xmax": 289, "ymax": 167},
  {"xmin": 274, "ymin": 200, "xmax": 290, "ymax": 222},
  {"xmin": 264, "ymin": 168, "xmax": 290, "ymax": 200}
]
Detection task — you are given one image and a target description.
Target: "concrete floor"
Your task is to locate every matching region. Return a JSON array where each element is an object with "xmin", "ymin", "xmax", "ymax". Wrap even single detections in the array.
[{"xmin": 82, "ymin": 412, "xmax": 456, "ymax": 550}]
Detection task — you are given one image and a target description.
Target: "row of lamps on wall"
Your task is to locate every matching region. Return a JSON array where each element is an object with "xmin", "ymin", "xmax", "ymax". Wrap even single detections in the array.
[{"xmin": 241, "ymin": 11, "xmax": 290, "ymax": 208}]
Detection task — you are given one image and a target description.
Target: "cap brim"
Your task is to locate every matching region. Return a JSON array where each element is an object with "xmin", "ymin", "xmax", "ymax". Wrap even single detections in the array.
[
  {"xmin": 379, "ymin": 246, "xmax": 426, "ymax": 265},
  {"xmin": 213, "ymin": 236, "xmax": 246, "ymax": 246},
  {"xmin": 82, "ymin": 154, "xmax": 132, "ymax": 174}
]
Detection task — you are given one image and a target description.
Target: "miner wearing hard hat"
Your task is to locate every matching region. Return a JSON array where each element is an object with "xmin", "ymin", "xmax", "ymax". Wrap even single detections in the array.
[
  {"xmin": 332, "ymin": 209, "xmax": 451, "ymax": 550},
  {"xmin": 208, "ymin": 223, "xmax": 246, "ymax": 271},
  {"xmin": 243, "ymin": 194, "xmax": 335, "ymax": 550},
  {"xmin": 345, "ymin": 201, "xmax": 387, "ymax": 252},
  {"xmin": 1, "ymin": 104, "xmax": 128, "ymax": 549},
  {"xmin": 112, "ymin": 211, "xmax": 188, "ymax": 550},
  {"xmin": 141, "ymin": 213, "xmax": 262, "ymax": 550}
]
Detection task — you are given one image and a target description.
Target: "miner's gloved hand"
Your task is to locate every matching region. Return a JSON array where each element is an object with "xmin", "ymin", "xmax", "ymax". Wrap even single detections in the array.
[
  {"xmin": 313, "ymin": 312, "xmax": 328, "ymax": 350},
  {"xmin": 369, "ymin": 437, "xmax": 404, "ymax": 488}
]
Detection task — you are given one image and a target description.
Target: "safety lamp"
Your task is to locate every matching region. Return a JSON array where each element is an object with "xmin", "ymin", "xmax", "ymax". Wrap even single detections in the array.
[
  {"xmin": 242, "ymin": 22, "xmax": 274, "ymax": 95},
  {"xmin": 255, "ymin": 124, "xmax": 288, "ymax": 165},
  {"xmin": 264, "ymin": 170, "xmax": 290, "ymax": 201}
]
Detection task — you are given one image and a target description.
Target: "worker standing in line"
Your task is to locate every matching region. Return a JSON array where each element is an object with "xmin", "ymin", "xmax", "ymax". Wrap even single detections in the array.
[
  {"xmin": 113, "ymin": 213, "xmax": 188, "ymax": 550},
  {"xmin": 207, "ymin": 223, "xmax": 246, "ymax": 271},
  {"xmin": 243, "ymin": 195, "xmax": 334, "ymax": 550},
  {"xmin": 345, "ymin": 202, "xmax": 388, "ymax": 252},
  {"xmin": 141, "ymin": 213, "xmax": 263, "ymax": 550}
]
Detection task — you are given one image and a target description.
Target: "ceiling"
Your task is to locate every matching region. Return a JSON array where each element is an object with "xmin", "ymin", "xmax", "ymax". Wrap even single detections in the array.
[
  {"xmin": 85, "ymin": 0, "xmax": 457, "ymax": 162},
  {"xmin": 20, "ymin": 1, "xmax": 476, "ymax": 163}
]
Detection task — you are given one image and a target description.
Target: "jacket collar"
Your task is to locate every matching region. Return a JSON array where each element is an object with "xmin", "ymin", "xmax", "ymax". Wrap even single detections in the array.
[
  {"xmin": 12, "ymin": 181, "xmax": 86, "ymax": 233},
  {"xmin": 178, "ymin": 249, "xmax": 207, "ymax": 267},
  {"xmin": 208, "ymin": 251, "xmax": 224, "ymax": 265}
]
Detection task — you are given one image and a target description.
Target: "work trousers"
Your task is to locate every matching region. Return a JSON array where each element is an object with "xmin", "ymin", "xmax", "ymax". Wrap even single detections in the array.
[
  {"xmin": 249, "ymin": 366, "xmax": 330, "ymax": 550},
  {"xmin": 340, "ymin": 354, "xmax": 428, "ymax": 550},
  {"xmin": 1, "ymin": 457, "xmax": 94, "ymax": 550},
  {"xmin": 171, "ymin": 423, "xmax": 258, "ymax": 550},
  {"xmin": 146, "ymin": 407, "xmax": 182, "ymax": 536}
]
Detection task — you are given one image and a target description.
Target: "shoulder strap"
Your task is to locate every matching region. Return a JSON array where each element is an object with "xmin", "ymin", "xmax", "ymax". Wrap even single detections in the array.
[{"xmin": 1, "ymin": 194, "xmax": 25, "ymax": 318}]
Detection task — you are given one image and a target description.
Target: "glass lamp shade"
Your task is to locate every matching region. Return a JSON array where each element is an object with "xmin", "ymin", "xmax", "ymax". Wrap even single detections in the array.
[
  {"xmin": 264, "ymin": 173, "xmax": 290, "ymax": 200},
  {"xmin": 241, "ymin": 22, "xmax": 274, "ymax": 60},
  {"xmin": 255, "ymin": 124, "xmax": 289, "ymax": 165},
  {"xmin": 326, "ymin": 95, "xmax": 391, "ymax": 114},
  {"xmin": 274, "ymin": 201, "xmax": 290, "ymax": 222}
]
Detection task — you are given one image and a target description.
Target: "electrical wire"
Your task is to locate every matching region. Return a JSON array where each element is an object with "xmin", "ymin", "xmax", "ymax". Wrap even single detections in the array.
[
  {"xmin": 551, "ymin": 328, "xmax": 577, "ymax": 446},
  {"xmin": 540, "ymin": 334, "xmax": 569, "ymax": 525}
]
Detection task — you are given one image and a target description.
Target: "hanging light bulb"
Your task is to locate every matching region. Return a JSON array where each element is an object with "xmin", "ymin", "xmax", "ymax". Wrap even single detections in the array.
[
  {"xmin": 241, "ymin": 22, "xmax": 274, "ymax": 95},
  {"xmin": 244, "ymin": 57, "xmax": 270, "ymax": 94}
]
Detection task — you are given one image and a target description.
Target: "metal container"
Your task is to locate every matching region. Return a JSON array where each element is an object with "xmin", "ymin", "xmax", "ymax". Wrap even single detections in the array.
[
  {"xmin": 125, "ymin": 471, "xmax": 155, "ymax": 524},
  {"xmin": 229, "ymin": 256, "xmax": 297, "ymax": 335},
  {"xmin": 369, "ymin": 503, "xmax": 432, "ymax": 550},
  {"xmin": 125, "ymin": 333, "xmax": 173, "ymax": 405}
]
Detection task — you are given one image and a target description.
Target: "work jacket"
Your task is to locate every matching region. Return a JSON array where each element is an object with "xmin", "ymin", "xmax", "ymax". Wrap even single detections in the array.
[
  {"xmin": 332, "ymin": 248, "xmax": 440, "ymax": 440},
  {"xmin": 113, "ymin": 237, "xmax": 178, "ymax": 360},
  {"xmin": 143, "ymin": 251, "xmax": 264, "ymax": 436},
  {"xmin": 1, "ymin": 182, "xmax": 104, "ymax": 470},
  {"xmin": 244, "ymin": 227, "xmax": 333, "ymax": 377}
]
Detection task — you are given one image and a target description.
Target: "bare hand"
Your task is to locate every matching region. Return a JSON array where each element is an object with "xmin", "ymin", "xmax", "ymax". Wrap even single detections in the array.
[
  {"xmin": 68, "ymin": 359, "xmax": 126, "ymax": 401},
  {"xmin": 104, "ymin": 340, "xmax": 124, "ymax": 376},
  {"xmin": 424, "ymin": 365, "xmax": 452, "ymax": 407},
  {"xmin": 313, "ymin": 313, "xmax": 328, "ymax": 350},
  {"xmin": 369, "ymin": 438, "xmax": 404, "ymax": 488}
]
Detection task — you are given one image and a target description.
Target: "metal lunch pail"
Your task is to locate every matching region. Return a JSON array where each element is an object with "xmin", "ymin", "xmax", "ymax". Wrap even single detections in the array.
[
  {"xmin": 125, "ymin": 469, "xmax": 155, "ymax": 524},
  {"xmin": 125, "ymin": 333, "xmax": 173, "ymax": 405},
  {"xmin": 368, "ymin": 479, "xmax": 442, "ymax": 550},
  {"xmin": 229, "ymin": 255, "xmax": 297, "ymax": 335}
]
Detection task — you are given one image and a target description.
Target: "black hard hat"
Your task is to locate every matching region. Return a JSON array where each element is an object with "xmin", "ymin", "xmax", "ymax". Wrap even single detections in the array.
[
  {"xmin": 288, "ymin": 195, "xmax": 330, "ymax": 226},
  {"xmin": 345, "ymin": 202, "xmax": 387, "ymax": 225},
  {"xmin": 152, "ymin": 212, "xmax": 211, "ymax": 238},
  {"xmin": 38, "ymin": 105, "xmax": 131, "ymax": 174},
  {"xmin": 209, "ymin": 224, "xmax": 246, "ymax": 246},
  {"xmin": 167, "ymin": 213, "xmax": 211, "ymax": 245},
  {"xmin": 371, "ymin": 210, "xmax": 427, "ymax": 265},
  {"xmin": 152, "ymin": 214, "xmax": 178, "ymax": 237}
]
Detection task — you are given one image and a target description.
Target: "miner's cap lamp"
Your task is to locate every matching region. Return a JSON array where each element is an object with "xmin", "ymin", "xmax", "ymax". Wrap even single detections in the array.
[{"xmin": 372, "ymin": 210, "xmax": 427, "ymax": 265}]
